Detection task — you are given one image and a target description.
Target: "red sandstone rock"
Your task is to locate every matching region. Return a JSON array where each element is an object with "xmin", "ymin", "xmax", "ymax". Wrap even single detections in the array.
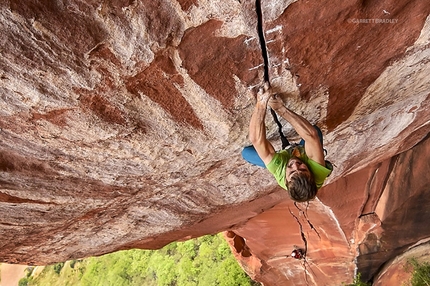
[
  {"xmin": 373, "ymin": 240, "xmax": 430, "ymax": 285},
  {"xmin": 0, "ymin": 0, "xmax": 430, "ymax": 285}
]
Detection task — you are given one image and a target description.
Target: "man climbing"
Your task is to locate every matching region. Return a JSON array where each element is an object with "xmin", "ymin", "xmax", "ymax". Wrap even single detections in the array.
[{"xmin": 243, "ymin": 84, "xmax": 332, "ymax": 202}]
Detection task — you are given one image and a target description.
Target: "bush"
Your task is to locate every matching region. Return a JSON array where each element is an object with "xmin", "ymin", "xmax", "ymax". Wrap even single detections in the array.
[
  {"xmin": 53, "ymin": 262, "xmax": 65, "ymax": 275},
  {"xmin": 24, "ymin": 266, "xmax": 34, "ymax": 278},
  {"xmin": 344, "ymin": 273, "xmax": 370, "ymax": 286},
  {"xmin": 18, "ymin": 277, "xmax": 30, "ymax": 286},
  {"xmin": 405, "ymin": 258, "xmax": 430, "ymax": 286},
  {"xmin": 70, "ymin": 260, "xmax": 77, "ymax": 269}
]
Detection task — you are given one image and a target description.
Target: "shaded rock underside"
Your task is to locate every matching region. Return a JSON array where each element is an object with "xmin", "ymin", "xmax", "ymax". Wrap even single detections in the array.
[{"xmin": 1, "ymin": 0, "xmax": 430, "ymax": 285}]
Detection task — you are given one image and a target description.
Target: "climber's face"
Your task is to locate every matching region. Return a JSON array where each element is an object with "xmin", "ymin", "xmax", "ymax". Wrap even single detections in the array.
[{"xmin": 286, "ymin": 158, "xmax": 311, "ymax": 182}]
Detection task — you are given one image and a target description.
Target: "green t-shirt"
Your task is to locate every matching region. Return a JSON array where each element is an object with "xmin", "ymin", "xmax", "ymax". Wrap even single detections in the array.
[{"xmin": 266, "ymin": 146, "xmax": 332, "ymax": 190}]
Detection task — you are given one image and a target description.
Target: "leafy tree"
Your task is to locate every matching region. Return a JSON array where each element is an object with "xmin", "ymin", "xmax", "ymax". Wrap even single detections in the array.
[
  {"xmin": 69, "ymin": 260, "xmax": 77, "ymax": 269},
  {"xmin": 53, "ymin": 262, "xmax": 64, "ymax": 275},
  {"xmin": 27, "ymin": 234, "xmax": 259, "ymax": 286},
  {"xmin": 18, "ymin": 277, "xmax": 31, "ymax": 286}
]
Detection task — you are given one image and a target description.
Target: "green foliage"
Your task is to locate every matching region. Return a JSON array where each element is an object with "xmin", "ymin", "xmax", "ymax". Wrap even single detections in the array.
[
  {"xmin": 344, "ymin": 273, "xmax": 371, "ymax": 286},
  {"xmin": 29, "ymin": 234, "xmax": 259, "ymax": 286},
  {"xmin": 53, "ymin": 262, "xmax": 65, "ymax": 275},
  {"xmin": 405, "ymin": 258, "xmax": 430, "ymax": 286},
  {"xmin": 18, "ymin": 267, "xmax": 35, "ymax": 286},
  {"xmin": 25, "ymin": 267, "xmax": 34, "ymax": 278},
  {"xmin": 69, "ymin": 260, "xmax": 77, "ymax": 269},
  {"xmin": 18, "ymin": 277, "xmax": 30, "ymax": 286}
]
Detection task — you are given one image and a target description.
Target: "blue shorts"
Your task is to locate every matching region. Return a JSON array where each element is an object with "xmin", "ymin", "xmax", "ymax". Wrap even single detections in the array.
[{"xmin": 242, "ymin": 125, "xmax": 324, "ymax": 168}]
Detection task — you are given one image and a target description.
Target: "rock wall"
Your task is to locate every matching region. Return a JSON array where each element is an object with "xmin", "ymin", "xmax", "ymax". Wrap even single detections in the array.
[
  {"xmin": 1, "ymin": 0, "xmax": 430, "ymax": 285},
  {"xmin": 229, "ymin": 134, "xmax": 430, "ymax": 285}
]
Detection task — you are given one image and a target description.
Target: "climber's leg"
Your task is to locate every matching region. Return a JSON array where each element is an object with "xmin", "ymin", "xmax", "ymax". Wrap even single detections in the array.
[{"xmin": 241, "ymin": 145, "xmax": 266, "ymax": 168}]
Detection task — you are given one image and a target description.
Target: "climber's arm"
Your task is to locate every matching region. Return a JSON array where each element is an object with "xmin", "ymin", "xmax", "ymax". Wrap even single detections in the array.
[
  {"xmin": 249, "ymin": 85, "xmax": 276, "ymax": 165},
  {"xmin": 269, "ymin": 97, "xmax": 325, "ymax": 166}
]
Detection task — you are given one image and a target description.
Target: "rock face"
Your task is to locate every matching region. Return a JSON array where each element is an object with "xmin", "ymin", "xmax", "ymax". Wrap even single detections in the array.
[
  {"xmin": 229, "ymin": 135, "xmax": 430, "ymax": 285},
  {"xmin": 0, "ymin": 0, "xmax": 429, "ymax": 285}
]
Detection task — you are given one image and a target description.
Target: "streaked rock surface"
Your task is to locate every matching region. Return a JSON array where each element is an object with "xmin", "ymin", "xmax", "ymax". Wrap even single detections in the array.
[{"xmin": 1, "ymin": 0, "xmax": 430, "ymax": 284}]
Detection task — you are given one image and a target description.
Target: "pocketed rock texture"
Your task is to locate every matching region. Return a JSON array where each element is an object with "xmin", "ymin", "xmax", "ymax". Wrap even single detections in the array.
[{"xmin": 0, "ymin": 0, "xmax": 430, "ymax": 285}]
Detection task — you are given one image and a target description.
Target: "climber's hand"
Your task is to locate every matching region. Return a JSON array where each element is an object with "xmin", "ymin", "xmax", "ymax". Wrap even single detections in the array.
[
  {"xmin": 268, "ymin": 94, "xmax": 284, "ymax": 111},
  {"xmin": 256, "ymin": 82, "xmax": 272, "ymax": 104}
]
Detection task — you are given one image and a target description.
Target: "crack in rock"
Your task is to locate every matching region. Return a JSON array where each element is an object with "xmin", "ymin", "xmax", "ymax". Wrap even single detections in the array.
[
  {"xmin": 255, "ymin": 0, "xmax": 270, "ymax": 82},
  {"xmin": 288, "ymin": 207, "xmax": 308, "ymax": 254},
  {"xmin": 256, "ymin": 3, "xmax": 317, "ymax": 283},
  {"xmin": 289, "ymin": 205, "xmax": 319, "ymax": 286},
  {"xmin": 294, "ymin": 202, "xmax": 321, "ymax": 239}
]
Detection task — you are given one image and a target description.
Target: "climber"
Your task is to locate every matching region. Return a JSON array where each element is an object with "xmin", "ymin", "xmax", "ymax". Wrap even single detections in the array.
[{"xmin": 243, "ymin": 83, "xmax": 332, "ymax": 202}]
